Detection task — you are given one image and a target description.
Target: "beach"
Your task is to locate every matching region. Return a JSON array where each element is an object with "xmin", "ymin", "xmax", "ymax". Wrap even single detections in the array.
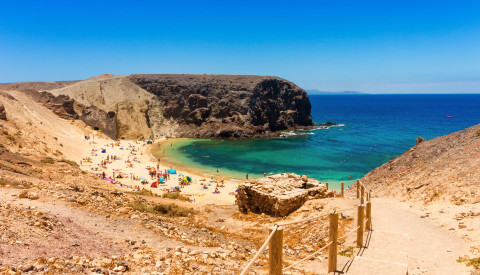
[{"xmin": 78, "ymin": 136, "xmax": 240, "ymax": 206}]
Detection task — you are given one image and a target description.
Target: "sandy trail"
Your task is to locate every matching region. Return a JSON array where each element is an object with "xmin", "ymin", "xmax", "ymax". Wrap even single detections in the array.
[{"xmin": 371, "ymin": 198, "xmax": 471, "ymax": 274}]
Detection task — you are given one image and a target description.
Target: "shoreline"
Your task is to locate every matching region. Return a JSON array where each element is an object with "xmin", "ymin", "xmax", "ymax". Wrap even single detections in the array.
[
  {"xmin": 150, "ymin": 137, "xmax": 354, "ymax": 191},
  {"xmin": 149, "ymin": 138, "xmax": 248, "ymax": 182},
  {"xmin": 78, "ymin": 137, "xmax": 242, "ymax": 206}
]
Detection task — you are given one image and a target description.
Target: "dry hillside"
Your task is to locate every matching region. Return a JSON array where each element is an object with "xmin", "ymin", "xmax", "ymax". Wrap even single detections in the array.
[{"xmin": 360, "ymin": 124, "xmax": 480, "ymax": 205}]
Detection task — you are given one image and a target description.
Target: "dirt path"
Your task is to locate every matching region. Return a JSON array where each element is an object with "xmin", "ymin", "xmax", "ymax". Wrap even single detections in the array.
[{"xmin": 369, "ymin": 198, "xmax": 471, "ymax": 274}]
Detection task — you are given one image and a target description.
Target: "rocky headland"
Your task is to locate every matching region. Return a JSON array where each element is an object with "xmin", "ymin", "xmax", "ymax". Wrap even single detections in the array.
[{"xmin": 0, "ymin": 74, "xmax": 313, "ymax": 139}]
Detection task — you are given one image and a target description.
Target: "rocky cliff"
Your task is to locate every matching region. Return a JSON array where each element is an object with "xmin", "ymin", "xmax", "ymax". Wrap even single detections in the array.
[
  {"xmin": 1, "ymin": 74, "xmax": 313, "ymax": 139},
  {"xmin": 359, "ymin": 124, "xmax": 480, "ymax": 205},
  {"xmin": 129, "ymin": 74, "xmax": 313, "ymax": 138}
]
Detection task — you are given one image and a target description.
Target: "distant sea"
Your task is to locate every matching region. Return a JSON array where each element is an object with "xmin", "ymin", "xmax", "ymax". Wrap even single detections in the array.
[{"xmin": 152, "ymin": 94, "xmax": 480, "ymax": 189}]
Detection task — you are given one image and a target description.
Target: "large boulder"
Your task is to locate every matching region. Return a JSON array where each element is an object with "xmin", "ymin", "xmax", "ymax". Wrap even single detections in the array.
[{"xmin": 237, "ymin": 173, "xmax": 333, "ymax": 217}]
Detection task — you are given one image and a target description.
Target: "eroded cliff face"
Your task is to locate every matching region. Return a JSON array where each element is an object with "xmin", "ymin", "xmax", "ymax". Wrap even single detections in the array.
[
  {"xmin": 2, "ymin": 74, "xmax": 313, "ymax": 139},
  {"xmin": 22, "ymin": 90, "xmax": 118, "ymax": 139},
  {"xmin": 129, "ymin": 74, "xmax": 313, "ymax": 138}
]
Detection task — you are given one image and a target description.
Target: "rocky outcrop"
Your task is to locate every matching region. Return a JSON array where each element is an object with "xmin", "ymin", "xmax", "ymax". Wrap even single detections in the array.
[
  {"xmin": 0, "ymin": 103, "xmax": 6, "ymax": 120},
  {"xmin": 129, "ymin": 74, "xmax": 313, "ymax": 138},
  {"xmin": 22, "ymin": 90, "xmax": 118, "ymax": 139},
  {"xmin": 416, "ymin": 136, "xmax": 427, "ymax": 144},
  {"xmin": 23, "ymin": 90, "xmax": 78, "ymax": 120},
  {"xmin": 79, "ymin": 106, "xmax": 117, "ymax": 138},
  {"xmin": 237, "ymin": 173, "xmax": 333, "ymax": 217}
]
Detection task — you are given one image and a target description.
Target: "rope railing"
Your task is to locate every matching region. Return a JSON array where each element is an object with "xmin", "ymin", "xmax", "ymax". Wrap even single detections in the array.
[
  {"xmin": 239, "ymin": 179, "xmax": 373, "ymax": 274},
  {"xmin": 277, "ymin": 213, "xmax": 330, "ymax": 227},
  {"xmin": 283, "ymin": 241, "xmax": 333, "ymax": 271},
  {"xmin": 338, "ymin": 225, "xmax": 361, "ymax": 241},
  {"xmin": 239, "ymin": 225, "xmax": 278, "ymax": 275}
]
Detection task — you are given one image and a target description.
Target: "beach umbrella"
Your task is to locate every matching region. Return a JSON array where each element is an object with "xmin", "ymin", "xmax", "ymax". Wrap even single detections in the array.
[
  {"xmin": 168, "ymin": 168, "xmax": 176, "ymax": 174},
  {"xmin": 101, "ymin": 149, "xmax": 106, "ymax": 153},
  {"xmin": 139, "ymin": 176, "xmax": 147, "ymax": 182},
  {"xmin": 159, "ymin": 178, "xmax": 165, "ymax": 183},
  {"xmin": 186, "ymin": 176, "xmax": 192, "ymax": 182}
]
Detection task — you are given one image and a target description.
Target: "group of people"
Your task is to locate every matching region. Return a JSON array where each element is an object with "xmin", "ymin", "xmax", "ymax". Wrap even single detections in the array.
[{"xmin": 81, "ymin": 136, "xmax": 238, "ymax": 203}]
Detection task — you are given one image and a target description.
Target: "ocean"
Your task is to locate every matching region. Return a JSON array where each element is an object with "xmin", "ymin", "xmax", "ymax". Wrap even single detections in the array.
[{"xmin": 152, "ymin": 94, "xmax": 480, "ymax": 189}]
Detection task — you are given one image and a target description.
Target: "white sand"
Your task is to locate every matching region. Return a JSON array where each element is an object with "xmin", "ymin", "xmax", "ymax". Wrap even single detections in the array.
[{"xmin": 79, "ymin": 137, "xmax": 239, "ymax": 206}]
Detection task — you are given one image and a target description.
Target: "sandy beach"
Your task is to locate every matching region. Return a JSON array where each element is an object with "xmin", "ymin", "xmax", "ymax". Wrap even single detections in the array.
[{"xmin": 78, "ymin": 136, "xmax": 240, "ymax": 206}]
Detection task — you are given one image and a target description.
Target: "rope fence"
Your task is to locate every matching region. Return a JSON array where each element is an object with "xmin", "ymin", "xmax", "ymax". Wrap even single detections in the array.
[
  {"xmin": 277, "ymin": 206, "xmax": 355, "ymax": 227},
  {"xmin": 283, "ymin": 241, "xmax": 333, "ymax": 271},
  {"xmin": 239, "ymin": 225, "xmax": 279, "ymax": 275},
  {"xmin": 239, "ymin": 179, "xmax": 373, "ymax": 274}
]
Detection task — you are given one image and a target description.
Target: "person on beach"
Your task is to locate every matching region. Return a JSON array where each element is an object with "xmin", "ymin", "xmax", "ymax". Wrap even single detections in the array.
[
  {"xmin": 246, "ymin": 173, "xmax": 248, "ymax": 180},
  {"xmin": 217, "ymin": 168, "xmax": 219, "ymax": 173},
  {"xmin": 264, "ymin": 172, "xmax": 266, "ymax": 177}
]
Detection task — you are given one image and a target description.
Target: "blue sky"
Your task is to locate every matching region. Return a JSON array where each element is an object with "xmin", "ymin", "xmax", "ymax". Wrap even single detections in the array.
[{"xmin": 1, "ymin": 0, "xmax": 479, "ymax": 93}]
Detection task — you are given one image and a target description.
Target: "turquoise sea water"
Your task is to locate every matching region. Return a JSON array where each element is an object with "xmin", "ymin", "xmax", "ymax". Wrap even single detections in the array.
[{"xmin": 153, "ymin": 94, "xmax": 480, "ymax": 188}]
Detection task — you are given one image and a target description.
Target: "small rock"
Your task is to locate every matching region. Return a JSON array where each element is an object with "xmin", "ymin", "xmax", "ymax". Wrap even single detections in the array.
[
  {"xmin": 18, "ymin": 190, "xmax": 29, "ymax": 198},
  {"xmin": 113, "ymin": 266, "xmax": 126, "ymax": 272},
  {"xmin": 28, "ymin": 192, "xmax": 39, "ymax": 200},
  {"xmin": 20, "ymin": 265, "xmax": 34, "ymax": 272}
]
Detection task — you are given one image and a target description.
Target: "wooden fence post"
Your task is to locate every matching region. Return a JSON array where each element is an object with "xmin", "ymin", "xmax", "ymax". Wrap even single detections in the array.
[
  {"xmin": 366, "ymin": 202, "xmax": 372, "ymax": 231},
  {"xmin": 269, "ymin": 226, "xmax": 283, "ymax": 275},
  {"xmin": 328, "ymin": 213, "xmax": 339, "ymax": 273},
  {"xmin": 360, "ymin": 185, "xmax": 365, "ymax": 205},
  {"xmin": 357, "ymin": 204, "xmax": 365, "ymax": 247},
  {"xmin": 356, "ymin": 180, "xmax": 360, "ymax": 198},
  {"xmin": 341, "ymin": 182, "xmax": 344, "ymax": 197}
]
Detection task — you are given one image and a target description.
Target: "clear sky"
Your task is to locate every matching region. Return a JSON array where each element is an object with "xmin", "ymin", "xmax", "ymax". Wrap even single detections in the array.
[{"xmin": 1, "ymin": 0, "xmax": 479, "ymax": 93}]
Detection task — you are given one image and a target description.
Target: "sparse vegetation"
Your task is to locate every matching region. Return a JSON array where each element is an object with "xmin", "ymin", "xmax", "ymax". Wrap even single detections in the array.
[
  {"xmin": 151, "ymin": 203, "xmax": 195, "ymax": 217},
  {"xmin": 129, "ymin": 189, "xmax": 157, "ymax": 197},
  {"xmin": 0, "ymin": 179, "xmax": 30, "ymax": 188},
  {"xmin": 129, "ymin": 201, "xmax": 196, "ymax": 217},
  {"xmin": 338, "ymin": 246, "xmax": 355, "ymax": 258},
  {"xmin": 59, "ymin": 159, "xmax": 79, "ymax": 167},
  {"xmin": 162, "ymin": 191, "xmax": 191, "ymax": 202},
  {"xmin": 476, "ymin": 128, "xmax": 480, "ymax": 137},
  {"xmin": 40, "ymin": 157, "xmax": 55, "ymax": 164},
  {"xmin": 457, "ymin": 256, "xmax": 480, "ymax": 269}
]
